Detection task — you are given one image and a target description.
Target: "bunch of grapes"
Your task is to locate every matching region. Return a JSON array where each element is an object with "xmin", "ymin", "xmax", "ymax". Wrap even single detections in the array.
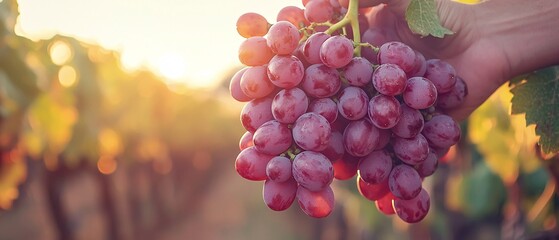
[{"xmin": 231, "ymin": 0, "xmax": 467, "ymax": 224}]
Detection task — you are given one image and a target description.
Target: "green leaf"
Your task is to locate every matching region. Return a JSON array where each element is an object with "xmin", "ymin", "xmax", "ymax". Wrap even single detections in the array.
[
  {"xmin": 510, "ymin": 66, "xmax": 559, "ymax": 154},
  {"xmin": 405, "ymin": 0, "xmax": 454, "ymax": 38},
  {"xmin": 509, "ymin": 74, "xmax": 528, "ymax": 87},
  {"xmin": 463, "ymin": 162, "xmax": 506, "ymax": 219}
]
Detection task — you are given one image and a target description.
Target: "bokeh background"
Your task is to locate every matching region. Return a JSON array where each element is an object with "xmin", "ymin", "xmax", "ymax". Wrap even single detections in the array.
[{"xmin": 0, "ymin": 0, "xmax": 557, "ymax": 239}]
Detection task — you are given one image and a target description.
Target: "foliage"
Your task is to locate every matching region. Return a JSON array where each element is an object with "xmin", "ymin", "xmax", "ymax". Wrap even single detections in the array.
[
  {"xmin": 0, "ymin": 0, "xmax": 243, "ymax": 209},
  {"xmin": 405, "ymin": 0, "xmax": 454, "ymax": 38},
  {"xmin": 469, "ymin": 85, "xmax": 541, "ymax": 184},
  {"xmin": 510, "ymin": 66, "xmax": 559, "ymax": 154}
]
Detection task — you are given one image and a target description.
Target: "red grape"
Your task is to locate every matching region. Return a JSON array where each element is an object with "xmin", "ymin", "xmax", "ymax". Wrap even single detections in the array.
[
  {"xmin": 267, "ymin": 21, "xmax": 301, "ymax": 55},
  {"xmin": 297, "ymin": 185, "xmax": 335, "ymax": 218},
  {"xmin": 292, "ymin": 112, "xmax": 332, "ymax": 151},
  {"xmin": 237, "ymin": 12, "xmax": 269, "ymax": 38},
  {"xmin": 263, "ymin": 178, "xmax": 298, "ymax": 211},
  {"xmin": 393, "ymin": 188, "xmax": 430, "ymax": 223},
  {"xmin": 271, "ymin": 87, "xmax": 309, "ymax": 124},
  {"xmin": 292, "ymin": 151, "xmax": 334, "ymax": 191},
  {"xmin": 238, "ymin": 37, "xmax": 274, "ymax": 66},
  {"xmin": 266, "ymin": 156, "xmax": 293, "ymax": 182},
  {"xmin": 320, "ymin": 35, "xmax": 354, "ymax": 68}
]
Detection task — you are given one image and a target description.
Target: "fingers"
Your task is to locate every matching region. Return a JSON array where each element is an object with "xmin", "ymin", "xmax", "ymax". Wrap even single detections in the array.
[{"xmin": 362, "ymin": 0, "xmax": 411, "ymax": 13}]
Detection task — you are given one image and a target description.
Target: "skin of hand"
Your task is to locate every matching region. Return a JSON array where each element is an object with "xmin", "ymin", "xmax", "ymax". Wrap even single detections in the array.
[{"xmin": 357, "ymin": 0, "xmax": 559, "ymax": 121}]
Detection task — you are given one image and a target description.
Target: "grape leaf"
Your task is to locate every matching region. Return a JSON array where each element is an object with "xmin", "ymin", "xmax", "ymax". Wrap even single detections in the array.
[
  {"xmin": 405, "ymin": 0, "xmax": 454, "ymax": 38},
  {"xmin": 510, "ymin": 66, "xmax": 559, "ymax": 154}
]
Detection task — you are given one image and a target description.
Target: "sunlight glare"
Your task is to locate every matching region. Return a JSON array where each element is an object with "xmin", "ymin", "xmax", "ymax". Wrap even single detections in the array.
[
  {"xmin": 153, "ymin": 53, "xmax": 188, "ymax": 81},
  {"xmin": 58, "ymin": 65, "xmax": 77, "ymax": 87},
  {"xmin": 16, "ymin": 0, "xmax": 304, "ymax": 88},
  {"xmin": 49, "ymin": 41, "xmax": 73, "ymax": 66}
]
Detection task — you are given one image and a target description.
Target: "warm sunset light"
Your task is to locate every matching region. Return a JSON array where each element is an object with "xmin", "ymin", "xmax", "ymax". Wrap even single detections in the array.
[
  {"xmin": 4, "ymin": 0, "xmax": 555, "ymax": 239},
  {"xmin": 58, "ymin": 65, "xmax": 77, "ymax": 87},
  {"xmin": 153, "ymin": 53, "xmax": 188, "ymax": 81},
  {"xmin": 15, "ymin": 0, "xmax": 303, "ymax": 88}
]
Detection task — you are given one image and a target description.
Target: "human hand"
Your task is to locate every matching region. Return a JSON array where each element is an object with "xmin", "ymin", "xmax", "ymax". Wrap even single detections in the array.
[{"xmin": 359, "ymin": 0, "xmax": 559, "ymax": 121}]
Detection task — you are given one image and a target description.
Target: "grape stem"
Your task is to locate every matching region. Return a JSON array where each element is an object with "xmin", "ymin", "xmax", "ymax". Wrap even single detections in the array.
[
  {"xmin": 357, "ymin": 42, "xmax": 380, "ymax": 53},
  {"xmin": 325, "ymin": 0, "xmax": 362, "ymax": 56},
  {"xmin": 285, "ymin": 146, "xmax": 301, "ymax": 160}
]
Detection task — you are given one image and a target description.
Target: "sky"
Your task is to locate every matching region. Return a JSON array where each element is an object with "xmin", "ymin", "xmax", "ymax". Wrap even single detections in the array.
[{"xmin": 15, "ymin": 0, "xmax": 303, "ymax": 88}]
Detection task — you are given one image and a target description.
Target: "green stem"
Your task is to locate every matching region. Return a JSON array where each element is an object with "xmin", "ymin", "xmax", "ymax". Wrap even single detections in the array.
[
  {"xmin": 285, "ymin": 146, "xmax": 299, "ymax": 161},
  {"xmin": 325, "ymin": 18, "xmax": 350, "ymax": 35},
  {"xmin": 348, "ymin": 0, "xmax": 361, "ymax": 57},
  {"xmin": 325, "ymin": 0, "xmax": 362, "ymax": 56}
]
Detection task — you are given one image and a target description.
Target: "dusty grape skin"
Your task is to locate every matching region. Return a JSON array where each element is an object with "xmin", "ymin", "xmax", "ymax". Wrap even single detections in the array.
[
  {"xmin": 358, "ymin": 150, "xmax": 393, "ymax": 184},
  {"xmin": 393, "ymin": 134, "xmax": 429, "ymax": 166},
  {"xmin": 320, "ymin": 131, "xmax": 345, "ymax": 161},
  {"xmin": 330, "ymin": 114, "xmax": 350, "ymax": 132},
  {"xmin": 320, "ymin": 35, "xmax": 354, "ymax": 69},
  {"xmin": 239, "ymin": 131, "xmax": 254, "ymax": 150},
  {"xmin": 229, "ymin": 67, "xmax": 252, "ymax": 102},
  {"xmin": 337, "ymin": 86, "xmax": 369, "ymax": 120},
  {"xmin": 362, "ymin": 27, "xmax": 388, "ymax": 64},
  {"xmin": 422, "ymin": 114, "xmax": 461, "ymax": 148},
  {"xmin": 301, "ymin": 64, "xmax": 341, "ymax": 98},
  {"xmin": 303, "ymin": 32, "xmax": 331, "ymax": 65},
  {"xmin": 375, "ymin": 192, "xmax": 396, "ymax": 215},
  {"xmin": 415, "ymin": 151, "xmax": 438, "ymax": 178},
  {"xmin": 332, "ymin": 154, "xmax": 359, "ymax": 180},
  {"xmin": 403, "ymin": 77, "xmax": 438, "ymax": 109},
  {"xmin": 277, "ymin": 6, "xmax": 309, "ymax": 28},
  {"xmin": 329, "ymin": 0, "xmax": 342, "ymax": 12},
  {"xmin": 424, "ymin": 59, "xmax": 457, "ymax": 93},
  {"xmin": 240, "ymin": 65, "xmax": 276, "ymax": 99},
  {"xmin": 393, "ymin": 188, "xmax": 430, "ymax": 223},
  {"xmin": 293, "ymin": 43, "xmax": 311, "ymax": 69},
  {"xmin": 368, "ymin": 94, "xmax": 402, "ymax": 129},
  {"xmin": 235, "ymin": 146, "xmax": 275, "ymax": 181},
  {"xmin": 437, "ymin": 76, "xmax": 468, "ymax": 109},
  {"xmin": 238, "ymin": 37, "xmax": 275, "ymax": 66},
  {"xmin": 272, "ymin": 87, "xmax": 309, "ymax": 124},
  {"xmin": 343, "ymin": 118, "xmax": 380, "ymax": 157},
  {"xmin": 292, "ymin": 112, "xmax": 332, "ymax": 151},
  {"xmin": 391, "ymin": 104, "xmax": 424, "ymax": 139},
  {"xmin": 357, "ymin": 176, "xmax": 390, "ymax": 201},
  {"xmin": 308, "ymin": 98, "xmax": 338, "ymax": 123},
  {"xmin": 304, "ymin": 0, "xmax": 334, "ymax": 23},
  {"xmin": 431, "ymin": 146, "xmax": 450, "ymax": 159},
  {"xmin": 240, "ymin": 97, "xmax": 274, "ymax": 133},
  {"xmin": 253, "ymin": 120, "xmax": 293, "ymax": 155},
  {"xmin": 297, "ymin": 185, "xmax": 335, "ymax": 218},
  {"xmin": 292, "ymin": 151, "xmax": 334, "ymax": 192},
  {"xmin": 266, "ymin": 21, "xmax": 301, "ymax": 55},
  {"xmin": 267, "ymin": 55, "xmax": 305, "ymax": 89},
  {"xmin": 266, "ymin": 156, "xmax": 293, "ymax": 182},
  {"xmin": 377, "ymin": 41, "xmax": 416, "ymax": 74},
  {"xmin": 263, "ymin": 178, "xmax": 298, "ymax": 211},
  {"xmin": 236, "ymin": 12, "xmax": 269, "ymax": 38},
  {"xmin": 372, "ymin": 63, "xmax": 407, "ymax": 96},
  {"xmin": 232, "ymin": 6, "xmax": 470, "ymax": 222},
  {"xmin": 375, "ymin": 128, "xmax": 392, "ymax": 150},
  {"xmin": 388, "ymin": 164, "xmax": 422, "ymax": 200},
  {"xmin": 343, "ymin": 57, "xmax": 374, "ymax": 87},
  {"xmin": 409, "ymin": 50, "xmax": 427, "ymax": 77}
]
